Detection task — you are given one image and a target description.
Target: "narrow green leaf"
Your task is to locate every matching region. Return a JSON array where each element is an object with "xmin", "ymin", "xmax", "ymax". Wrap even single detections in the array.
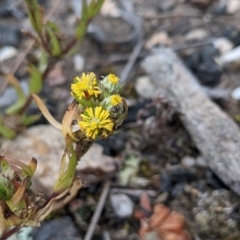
[
  {"xmin": 5, "ymin": 74, "xmax": 28, "ymax": 114},
  {"xmin": 21, "ymin": 114, "xmax": 41, "ymax": 126},
  {"xmin": 45, "ymin": 22, "xmax": 62, "ymax": 57},
  {"xmin": 5, "ymin": 99, "xmax": 27, "ymax": 115},
  {"xmin": 39, "ymin": 50, "xmax": 48, "ymax": 72},
  {"xmin": 28, "ymin": 63, "xmax": 43, "ymax": 94},
  {"xmin": 75, "ymin": 0, "xmax": 89, "ymax": 39},
  {"xmin": 24, "ymin": 0, "xmax": 44, "ymax": 34},
  {"xmin": 0, "ymin": 125, "xmax": 16, "ymax": 139}
]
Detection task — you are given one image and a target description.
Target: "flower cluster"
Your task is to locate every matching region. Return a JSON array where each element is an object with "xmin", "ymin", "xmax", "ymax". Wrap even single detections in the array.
[{"xmin": 71, "ymin": 72, "xmax": 127, "ymax": 140}]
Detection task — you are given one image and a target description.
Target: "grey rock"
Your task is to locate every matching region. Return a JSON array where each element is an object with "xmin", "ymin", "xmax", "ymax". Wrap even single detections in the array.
[{"xmin": 110, "ymin": 193, "xmax": 134, "ymax": 217}]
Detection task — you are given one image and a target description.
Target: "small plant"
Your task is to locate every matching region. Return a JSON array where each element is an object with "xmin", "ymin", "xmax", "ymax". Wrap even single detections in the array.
[
  {"xmin": 0, "ymin": 72, "xmax": 128, "ymax": 239},
  {"xmin": 0, "ymin": 0, "xmax": 104, "ymax": 139}
]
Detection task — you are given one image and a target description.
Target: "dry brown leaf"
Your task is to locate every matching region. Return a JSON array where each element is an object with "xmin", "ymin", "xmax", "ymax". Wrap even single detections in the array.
[
  {"xmin": 159, "ymin": 212, "xmax": 185, "ymax": 233},
  {"xmin": 149, "ymin": 204, "xmax": 170, "ymax": 228}
]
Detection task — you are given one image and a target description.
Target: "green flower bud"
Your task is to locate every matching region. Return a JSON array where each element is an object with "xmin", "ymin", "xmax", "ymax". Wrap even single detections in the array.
[{"xmin": 101, "ymin": 73, "xmax": 121, "ymax": 94}]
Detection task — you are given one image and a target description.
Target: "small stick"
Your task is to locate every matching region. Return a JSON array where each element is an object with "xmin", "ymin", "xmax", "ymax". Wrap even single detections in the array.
[
  {"xmin": 103, "ymin": 231, "xmax": 111, "ymax": 240},
  {"xmin": 84, "ymin": 180, "xmax": 111, "ymax": 240},
  {"xmin": 111, "ymin": 188, "xmax": 157, "ymax": 198},
  {"xmin": 120, "ymin": 40, "xmax": 144, "ymax": 84}
]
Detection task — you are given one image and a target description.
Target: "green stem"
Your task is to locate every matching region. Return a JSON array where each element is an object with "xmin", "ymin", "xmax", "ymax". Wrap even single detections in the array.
[{"xmin": 53, "ymin": 137, "xmax": 78, "ymax": 192}]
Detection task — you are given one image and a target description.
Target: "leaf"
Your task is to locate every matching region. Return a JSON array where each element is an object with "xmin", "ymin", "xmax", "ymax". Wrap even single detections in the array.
[
  {"xmin": 61, "ymin": 100, "xmax": 79, "ymax": 141},
  {"xmin": 24, "ymin": 0, "xmax": 44, "ymax": 34},
  {"xmin": 32, "ymin": 94, "xmax": 62, "ymax": 130},
  {"xmin": 75, "ymin": 0, "xmax": 89, "ymax": 40},
  {"xmin": 45, "ymin": 21, "xmax": 62, "ymax": 57},
  {"xmin": 39, "ymin": 50, "xmax": 48, "ymax": 72},
  {"xmin": 27, "ymin": 63, "xmax": 43, "ymax": 94},
  {"xmin": 21, "ymin": 114, "xmax": 41, "ymax": 126},
  {"xmin": 89, "ymin": 0, "xmax": 104, "ymax": 17},
  {"xmin": 118, "ymin": 155, "xmax": 141, "ymax": 186},
  {"xmin": 0, "ymin": 125, "xmax": 16, "ymax": 139},
  {"xmin": 5, "ymin": 74, "xmax": 28, "ymax": 114}
]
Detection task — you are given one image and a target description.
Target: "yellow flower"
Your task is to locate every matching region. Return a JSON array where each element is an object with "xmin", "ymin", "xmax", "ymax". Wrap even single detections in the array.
[
  {"xmin": 79, "ymin": 106, "xmax": 114, "ymax": 139},
  {"xmin": 107, "ymin": 73, "xmax": 119, "ymax": 84},
  {"xmin": 71, "ymin": 73, "xmax": 101, "ymax": 100},
  {"xmin": 110, "ymin": 95, "xmax": 122, "ymax": 106}
]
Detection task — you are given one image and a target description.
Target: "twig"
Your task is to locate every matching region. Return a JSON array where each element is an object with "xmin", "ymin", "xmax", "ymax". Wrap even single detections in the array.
[
  {"xmin": 140, "ymin": 13, "xmax": 203, "ymax": 19},
  {"xmin": 83, "ymin": 180, "xmax": 111, "ymax": 240},
  {"xmin": 111, "ymin": 188, "xmax": 157, "ymax": 198},
  {"xmin": 103, "ymin": 231, "xmax": 111, "ymax": 240},
  {"xmin": 120, "ymin": 40, "xmax": 144, "ymax": 84}
]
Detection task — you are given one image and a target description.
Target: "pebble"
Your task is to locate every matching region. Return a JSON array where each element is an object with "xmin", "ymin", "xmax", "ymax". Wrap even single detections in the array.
[
  {"xmin": 73, "ymin": 54, "xmax": 85, "ymax": 72},
  {"xmin": 186, "ymin": 46, "xmax": 222, "ymax": 86},
  {"xmin": 145, "ymin": 31, "xmax": 172, "ymax": 49},
  {"xmin": 196, "ymin": 156, "xmax": 208, "ymax": 167},
  {"xmin": 100, "ymin": 0, "xmax": 121, "ymax": 17},
  {"xmin": 213, "ymin": 37, "xmax": 234, "ymax": 54},
  {"xmin": 135, "ymin": 76, "xmax": 156, "ymax": 99},
  {"xmin": 110, "ymin": 193, "xmax": 134, "ymax": 218},
  {"xmin": 218, "ymin": 46, "xmax": 240, "ymax": 70},
  {"xmin": 185, "ymin": 28, "xmax": 208, "ymax": 41},
  {"xmin": 31, "ymin": 216, "xmax": 80, "ymax": 240},
  {"xmin": 181, "ymin": 156, "xmax": 196, "ymax": 167},
  {"xmin": 0, "ymin": 46, "xmax": 18, "ymax": 62},
  {"xmin": 231, "ymin": 87, "xmax": 240, "ymax": 100},
  {"xmin": 226, "ymin": 0, "xmax": 240, "ymax": 14},
  {"xmin": 215, "ymin": 0, "xmax": 240, "ymax": 14},
  {"xmin": 158, "ymin": 0, "xmax": 177, "ymax": 11}
]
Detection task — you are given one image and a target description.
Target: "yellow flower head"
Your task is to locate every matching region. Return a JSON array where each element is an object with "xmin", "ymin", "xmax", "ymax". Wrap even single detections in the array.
[
  {"xmin": 79, "ymin": 106, "xmax": 114, "ymax": 140},
  {"xmin": 107, "ymin": 73, "xmax": 119, "ymax": 84},
  {"xmin": 71, "ymin": 73, "xmax": 101, "ymax": 100},
  {"xmin": 110, "ymin": 95, "xmax": 122, "ymax": 106}
]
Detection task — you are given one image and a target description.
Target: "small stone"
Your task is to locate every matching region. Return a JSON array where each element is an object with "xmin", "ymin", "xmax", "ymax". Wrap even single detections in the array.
[
  {"xmin": 73, "ymin": 54, "xmax": 85, "ymax": 72},
  {"xmin": 213, "ymin": 37, "xmax": 234, "ymax": 54},
  {"xmin": 145, "ymin": 32, "xmax": 172, "ymax": 49},
  {"xmin": 100, "ymin": 0, "xmax": 121, "ymax": 17},
  {"xmin": 0, "ymin": 46, "xmax": 17, "ymax": 62},
  {"xmin": 214, "ymin": 0, "xmax": 240, "ymax": 14},
  {"xmin": 31, "ymin": 216, "xmax": 79, "ymax": 240},
  {"xmin": 110, "ymin": 193, "xmax": 134, "ymax": 218},
  {"xmin": 185, "ymin": 29, "xmax": 208, "ymax": 41},
  {"xmin": 186, "ymin": 46, "xmax": 222, "ymax": 86},
  {"xmin": 158, "ymin": 0, "xmax": 176, "ymax": 11},
  {"xmin": 227, "ymin": 0, "xmax": 240, "ymax": 14},
  {"xmin": 231, "ymin": 87, "xmax": 240, "ymax": 100},
  {"xmin": 218, "ymin": 46, "xmax": 240, "ymax": 70},
  {"xmin": 181, "ymin": 156, "xmax": 196, "ymax": 167},
  {"xmin": 196, "ymin": 156, "xmax": 207, "ymax": 167},
  {"xmin": 135, "ymin": 76, "xmax": 156, "ymax": 99}
]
